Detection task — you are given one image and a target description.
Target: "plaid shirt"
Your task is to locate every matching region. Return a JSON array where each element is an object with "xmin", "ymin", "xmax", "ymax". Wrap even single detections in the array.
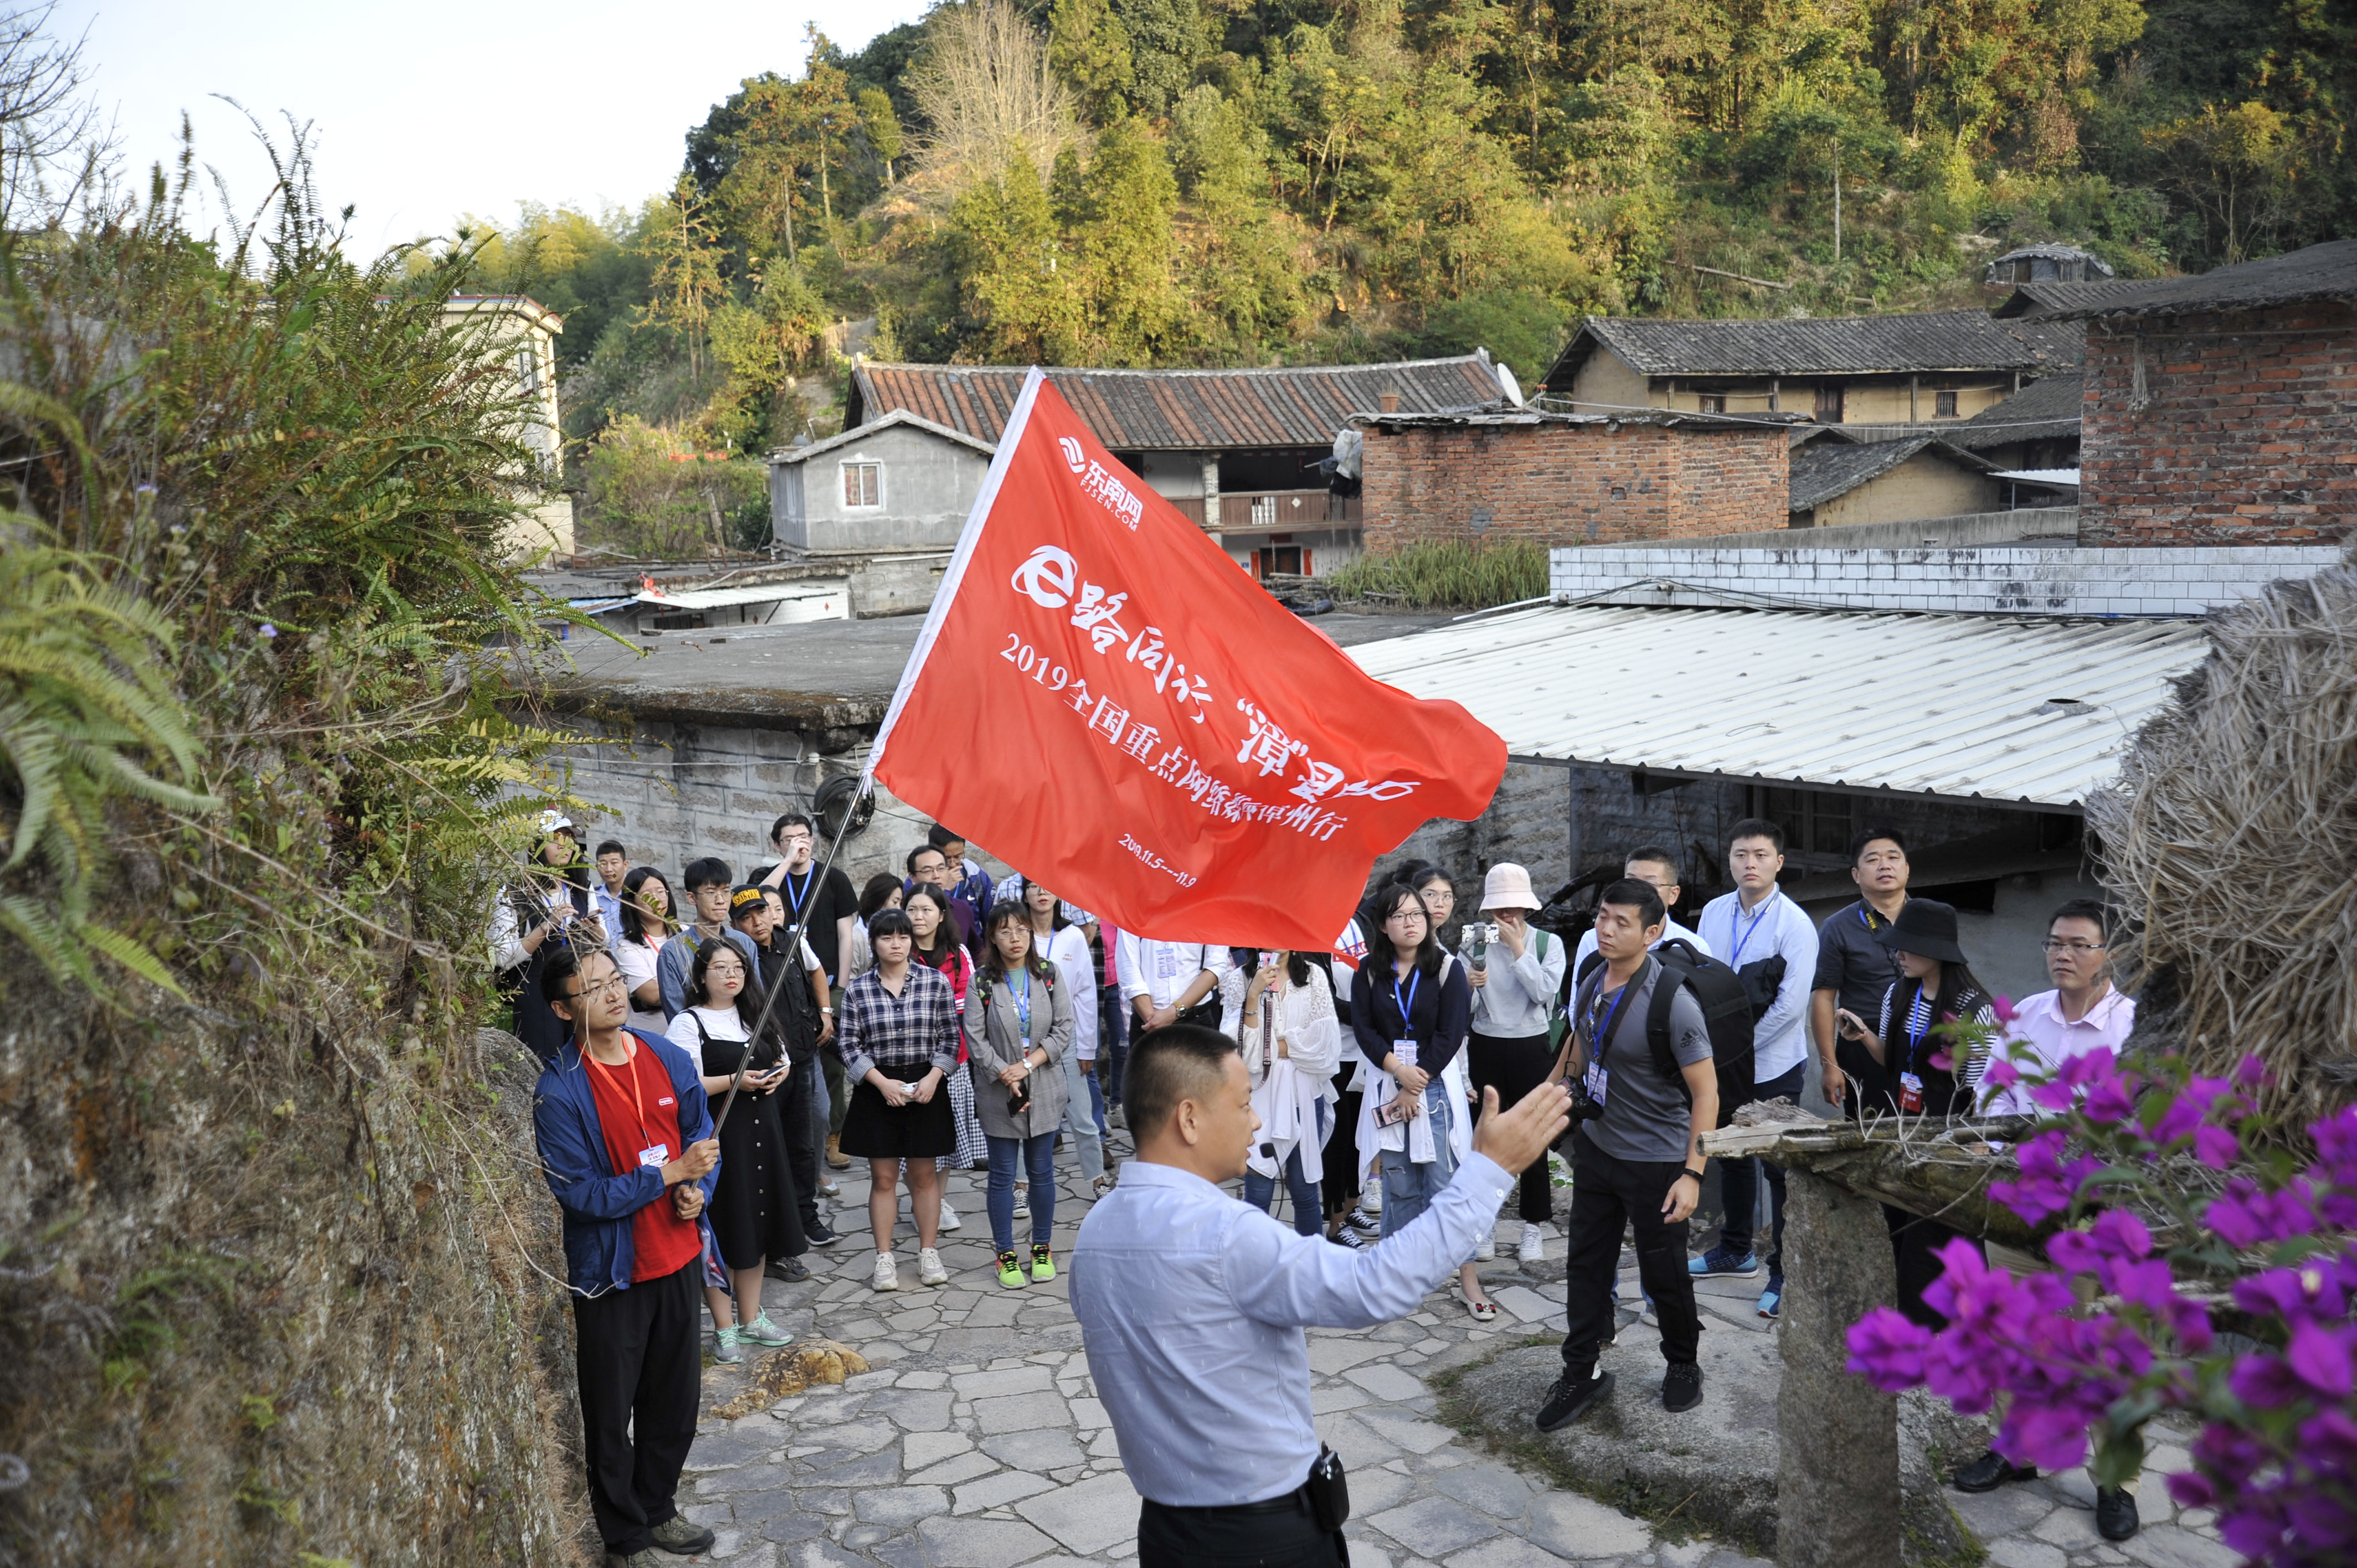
[{"xmin": 835, "ymin": 962, "xmax": 960, "ymax": 1084}]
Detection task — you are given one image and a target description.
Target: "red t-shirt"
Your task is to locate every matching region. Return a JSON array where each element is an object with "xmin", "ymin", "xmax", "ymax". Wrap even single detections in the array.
[{"xmin": 583, "ymin": 1037, "xmax": 703, "ymax": 1282}]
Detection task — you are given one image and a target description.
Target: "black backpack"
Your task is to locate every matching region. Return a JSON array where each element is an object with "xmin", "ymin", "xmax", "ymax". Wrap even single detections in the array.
[{"xmin": 1572, "ymin": 938, "xmax": 1757, "ymax": 1122}]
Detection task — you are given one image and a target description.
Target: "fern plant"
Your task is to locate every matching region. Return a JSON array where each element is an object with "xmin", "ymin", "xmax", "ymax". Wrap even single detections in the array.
[{"xmin": 0, "ymin": 532, "xmax": 217, "ymax": 993}]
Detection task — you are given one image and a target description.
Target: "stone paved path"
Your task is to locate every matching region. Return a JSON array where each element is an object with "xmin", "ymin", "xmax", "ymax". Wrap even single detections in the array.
[{"xmin": 672, "ymin": 1127, "xmax": 2233, "ymax": 1568}]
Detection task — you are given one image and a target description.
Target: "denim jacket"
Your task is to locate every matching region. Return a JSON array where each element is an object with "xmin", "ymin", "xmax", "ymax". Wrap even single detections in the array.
[{"xmin": 532, "ymin": 1026, "xmax": 722, "ymax": 1296}]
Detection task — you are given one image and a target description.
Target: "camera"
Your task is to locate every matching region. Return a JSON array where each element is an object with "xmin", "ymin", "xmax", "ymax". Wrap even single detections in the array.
[{"xmin": 1566, "ymin": 1080, "xmax": 1609, "ymax": 1122}]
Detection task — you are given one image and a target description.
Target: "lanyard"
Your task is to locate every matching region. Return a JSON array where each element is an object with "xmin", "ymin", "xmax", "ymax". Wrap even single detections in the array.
[
  {"xmin": 585, "ymin": 1038, "xmax": 655, "ymax": 1151},
  {"xmin": 1730, "ymin": 895, "xmax": 1771, "ymax": 967},
  {"xmin": 1391, "ymin": 966, "xmax": 1421, "ymax": 1036},
  {"xmin": 1905, "ymin": 991, "xmax": 1935, "ymax": 1071},
  {"xmin": 1586, "ymin": 977, "xmax": 1633, "ymax": 1066},
  {"xmin": 1014, "ymin": 972, "xmax": 1033, "ymax": 1038},
  {"xmin": 1857, "ymin": 904, "xmax": 1879, "ymax": 932},
  {"xmin": 781, "ymin": 866, "xmax": 814, "ymax": 917}
]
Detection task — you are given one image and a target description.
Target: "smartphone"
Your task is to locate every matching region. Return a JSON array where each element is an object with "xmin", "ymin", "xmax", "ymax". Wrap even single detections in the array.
[{"xmin": 1374, "ymin": 1096, "xmax": 1420, "ymax": 1127}]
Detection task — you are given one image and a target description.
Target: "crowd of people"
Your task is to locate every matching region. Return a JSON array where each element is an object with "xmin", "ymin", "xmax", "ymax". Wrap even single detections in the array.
[{"xmin": 506, "ymin": 806, "xmax": 2146, "ymax": 1565}]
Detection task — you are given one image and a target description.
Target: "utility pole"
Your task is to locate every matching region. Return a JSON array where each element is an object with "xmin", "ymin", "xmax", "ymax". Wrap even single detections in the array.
[{"xmin": 1832, "ymin": 138, "xmax": 1842, "ymax": 264}]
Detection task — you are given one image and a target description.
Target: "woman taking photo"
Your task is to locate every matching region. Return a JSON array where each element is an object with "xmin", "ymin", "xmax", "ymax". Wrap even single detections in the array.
[
  {"xmin": 835, "ymin": 907, "xmax": 959, "ymax": 1292},
  {"xmin": 614, "ymin": 866, "xmax": 677, "ymax": 1036},
  {"xmin": 965, "ymin": 904, "xmax": 1077, "ymax": 1287},
  {"xmin": 1461, "ymin": 864, "xmax": 1568, "ymax": 1266},
  {"xmin": 1221, "ymin": 948, "xmax": 1340, "ymax": 1236},
  {"xmin": 1833, "ymin": 898, "xmax": 1998, "ymax": 1323},
  {"xmin": 492, "ymin": 818, "xmax": 609, "ymax": 1065},
  {"xmin": 1351, "ymin": 881, "xmax": 1491, "ymax": 1319},
  {"xmin": 1022, "ymin": 878, "xmax": 1108, "ymax": 1195},
  {"xmin": 908, "ymin": 888, "xmax": 984, "ymax": 1197},
  {"xmin": 667, "ymin": 938, "xmax": 805, "ymax": 1361}
]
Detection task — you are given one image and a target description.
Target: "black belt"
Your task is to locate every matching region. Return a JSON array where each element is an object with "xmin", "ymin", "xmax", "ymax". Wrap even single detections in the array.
[{"xmin": 1146, "ymin": 1484, "xmax": 1311, "ymax": 1518}]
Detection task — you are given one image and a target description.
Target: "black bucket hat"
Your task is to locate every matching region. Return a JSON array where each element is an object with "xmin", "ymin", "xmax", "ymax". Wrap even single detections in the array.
[{"xmin": 1875, "ymin": 898, "xmax": 1969, "ymax": 966}]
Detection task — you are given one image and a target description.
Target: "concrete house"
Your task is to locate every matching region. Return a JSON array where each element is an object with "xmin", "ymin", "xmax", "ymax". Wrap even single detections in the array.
[
  {"xmin": 1785, "ymin": 431, "xmax": 2001, "ymax": 529},
  {"xmin": 1540, "ymin": 310, "xmax": 2082, "ymax": 427},
  {"xmin": 1984, "ymin": 244, "xmax": 2116, "ymax": 286},
  {"xmin": 843, "ymin": 353, "xmax": 1519, "ymax": 577},
  {"xmin": 769, "ymin": 410, "xmax": 995, "ymax": 556},
  {"xmin": 444, "ymin": 294, "xmax": 573, "ymax": 561},
  {"xmin": 1998, "ymin": 238, "xmax": 2357, "ymax": 546}
]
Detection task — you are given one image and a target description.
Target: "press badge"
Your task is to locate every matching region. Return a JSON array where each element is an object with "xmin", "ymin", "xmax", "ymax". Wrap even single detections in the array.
[
  {"xmin": 639, "ymin": 1144, "xmax": 670, "ymax": 1169},
  {"xmin": 1898, "ymin": 1072, "xmax": 1925, "ymax": 1113},
  {"xmin": 1583, "ymin": 1060, "xmax": 1609, "ymax": 1105}
]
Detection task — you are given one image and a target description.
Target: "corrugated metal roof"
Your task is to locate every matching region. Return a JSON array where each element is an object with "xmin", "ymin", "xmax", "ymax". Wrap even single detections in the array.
[
  {"xmin": 1788, "ymin": 435, "xmax": 1995, "ymax": 511},
  {"xmin": 632, "ymin": 580, "xmax": 848, "ymax": 611},
  {"xmin": 1543, "ymin": 310, "xmax": 2085, "ymax": 386},
  {"xmin": 846, "ymin": 356, "xmax": 1509, "ymax": 450},
  {"xmin": 1994, "ymin": 240, "xmax": 2357, "ymax": 321},
  {"xmin": 1347, "ymin": 604, "xmax": 2207, "ymax": 807}
]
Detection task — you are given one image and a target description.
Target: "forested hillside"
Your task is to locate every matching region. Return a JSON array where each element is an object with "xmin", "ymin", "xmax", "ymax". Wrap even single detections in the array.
[{"xmin": 453, "ymin": 0, "xmax": 2354, "ymax": 551}]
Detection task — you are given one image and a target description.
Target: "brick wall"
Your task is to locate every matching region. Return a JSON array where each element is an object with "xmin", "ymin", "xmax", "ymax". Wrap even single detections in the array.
[
  {"xmin": 1360, "ymin": 421, "xmax": 1788, "ymax": 553},
  {"xmin": 2080, "ymin": 303, "xmax": 2357, "ymax": 545}
]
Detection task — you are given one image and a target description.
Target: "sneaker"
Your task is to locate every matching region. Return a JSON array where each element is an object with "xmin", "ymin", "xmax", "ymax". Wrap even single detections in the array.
[
  {"xmin": 918, "ymin": 1246, "xmax": 949, "ymax": 1287},
  {"xmin": 711, "ymin": 1325, "xmax": 743, "ymax": 1363},
  {"xmin": 1013, "ymin": 1199, "xmax": 1030, "ymax": 1219},
  {"xmin": 1756, "ymin": 1284, "xmax": 1782, "ymax": 1319},
  {"xmin": 1108, "ymin": 1103, "xmax": 1126, "ymax": 1130},
  {"xmin": 1346, "ymin": 1206, "xmax": 1381, "ymax": 1234},
  {"xmin": 939, "ymin": 1199, "xmax": 963, "ymax": 1232},
  {"xmin": 2096, "ymin": 1484, "xmax": 2140, "ymax": 1541},
  {"xmin": 1475, "ymin": 1234, "xmax": 1497, "ymax": 1261},
  {"xmin": 765, "ymin": 1255, "xmax": 810, "ymax": 1282},
  {"xmin": 1519, "ymin": 1223, "xmax": 1546, "ymax": 1265},
  {"xmin": 650, "ymin": 1512, "xmax": 717, "ymax": 1555},
  {"xmin": 1951, "ymin": 1448, "xmax": 2037, "ymax": 1493},
  {"xmin": 870, "ymin": 1251, "xmax": 899, "ymax": 1292},
  {"xmin": 1328, "ymin": 1227, "xmax": 1368, "ymax": 1250},
  {"xmin": 740, "ymin": 1313, "xmax": 794, "ymax": 1347},
  {"xmin": 1689, "ymin": 1246, "xmax": 1760, "ymax": 1278},
  {"xmin": 1031, "ymin": 1245, "xmax": 1057, "ymax": 1283},
  {"xmin": 805, "ymin": 1218, "xmax": 839, "ymax": 1247},
  {"xmin": 997, "ymin": 1249, "xmax": 1027, "ymax": 1288},
  {"xmin": 1535, "ymin": 1366, "xmax": 1614, "ymax": 1431},
  {"xmin": 1662, "ymin": 1363, "xmax": 1703, "ymax": 1413},
  {"xmin": 820, "ymin": 1178, "xmax": 841, "ymax": 1197}
]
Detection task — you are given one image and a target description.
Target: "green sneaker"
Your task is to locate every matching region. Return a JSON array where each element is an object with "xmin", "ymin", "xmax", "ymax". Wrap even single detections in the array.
[
  {"xmin": 711, "ymin": 1325, "xmax": 743, "ymax": 1364},
  {"xmin": 740, "ymin": 1313, "xmax": 794, "ymax": 1348},
  {"xmin": 996, "ymin": 1250, "xmax": 1027, "ymax": 1288},
  {"xmin": 1031, "ymin": 1245, "xmax": 1057, "ymax": 1283}
]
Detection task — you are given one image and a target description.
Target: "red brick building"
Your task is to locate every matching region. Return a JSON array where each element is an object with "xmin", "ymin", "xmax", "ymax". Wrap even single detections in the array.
[
  {"xmin": 1355, "ymin": 410, "xmax": 1791, "ymax": 552},
  {"xmin": 1999, "ymin": 240, "xmax": 2357, "ymax": 546}
]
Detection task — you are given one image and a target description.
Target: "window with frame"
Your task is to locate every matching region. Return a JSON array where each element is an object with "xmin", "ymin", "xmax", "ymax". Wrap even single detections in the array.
[
  {"xmin": 1697, "ymin": 391, "xmax": 1727, "ymax": 414},
  {"xmin": 1749, "ymin": 785, "xmax": 1856, "ymax": 859},
  {"xmin": 514, "ymin": 346, "xmax": 541, "ymax": 396},
  {"xmin": 842, "ymin": 461, "xmax": 881, "ymax": 509},
  {"xmin": 1814, "ymin": 383, "xmax": 1845, "ymax": 423},
  {"xmin": 1934, "ymin": 389, "xmax": 1958, "ymax": 418}
]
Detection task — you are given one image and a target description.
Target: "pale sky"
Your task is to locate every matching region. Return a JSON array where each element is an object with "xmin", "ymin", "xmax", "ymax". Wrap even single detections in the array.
[{"xmin": 54, "ymin": 0, "xmax": 930, "ymax": 252}]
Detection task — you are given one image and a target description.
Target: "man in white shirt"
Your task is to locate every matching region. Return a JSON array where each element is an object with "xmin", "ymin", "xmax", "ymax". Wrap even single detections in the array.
[
  {"xmin": 1116, "ymin": 933, "xmax": 1219, "ymax": 1031},
  {"xmin": 1690, "ymin": 819, "xmax": 1820, "ymax": 1318},
  {"xmin": 1978, "ymin": 900, "xmax": 2136, "ymax": 1117},
  {"xmin": 1572, "ymin": 846, "xmax": 1712, "ymax": 971},
  {"xmin": 1072, "ymin": 1025, "xmax": 1569, "ymax": 1567}
]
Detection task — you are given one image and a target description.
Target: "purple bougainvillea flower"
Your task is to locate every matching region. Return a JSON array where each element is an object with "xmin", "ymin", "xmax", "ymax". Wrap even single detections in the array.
[
  {"xmin": 2165, "ymin": 1469, "xmax": 2217, "ymax": 1509},
  {"xmin": 2286, "ymin": 1321, "xmax": 2354, "ymax": 1399},
  {"xmin": 2194, "ymin": 1123, "xmax": 2241, "ymax": 1170},
  {"xmin": 2234, "ymin": 1053, "xmax": 2267, "ymax": 1089},
  {"xmin": 1992, "ymin": 994, "xmax": 2017, "ymax": 1024},
  {"xmin": 1983, "ymin": 1055, "xmax": 2021, "ymax": 1092},
  {"xmin": 2219, "ymin": 1508, "xmax": 2284, "ymax": 1561},
  {"xmin": 2236, "ymin": 1266, "xmax": 2349, "ymax": 1324},
  {"xmin": 1929, "ymin": 1049, "xmax": 1953, "ymax": 1071},
  {"xmin": 1998, "ymin": 1402, "xmax": 2096, "ymax": 1471},
  {"xmin": 2310, "ymin": 1105, "xmax": 2357, "ymax": 1187},
  {"xmin": 1846, "ymin": 1308, "xmax": 1932, "ymax": 1390},
  {"xmin": 2229, "ymin": 1351, "xmax": 2312, "ymax": 1409},
  {"xmin": 2081, "ymin": 1076, "xmax": 2137, "ymax": 1125},
  {"xmin": 1993, "ymin": 1131, "xmax": 2105, "ymax": 1225},
  {"xmin": 2090, "ymin": 1210, "xmax": 2154, "ymax": 1260},
  {"xmin": 2150, "ymin": 1094, "xmax": 2204, "ymax": 1146}
]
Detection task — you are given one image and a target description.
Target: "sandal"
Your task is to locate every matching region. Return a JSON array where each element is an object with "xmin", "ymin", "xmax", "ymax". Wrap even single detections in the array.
[{"xmin": 1461, "ymin": 1293, "xmax": 1500, "ymax": 1323}]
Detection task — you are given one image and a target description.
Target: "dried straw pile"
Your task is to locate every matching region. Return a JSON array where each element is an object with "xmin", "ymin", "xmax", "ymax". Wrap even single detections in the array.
[{"xmin": 2091, "ymin": 548, "xmax": 2357, "ymax": 1132}]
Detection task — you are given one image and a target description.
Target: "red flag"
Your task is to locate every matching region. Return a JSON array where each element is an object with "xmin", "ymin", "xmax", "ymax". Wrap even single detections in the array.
[{"xmin": 866, "ymin": 370, "xmax": 1506, "ymax": 951}]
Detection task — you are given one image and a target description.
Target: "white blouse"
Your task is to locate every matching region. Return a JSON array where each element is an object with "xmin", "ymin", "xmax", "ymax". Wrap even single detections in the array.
[
  {"xmin": 1218, "ymin": 957, "xmax": 1341, "ymax": 1085},
  {"xmin": 666, "ymin": 1004, "xmax": 750, "ymax": 1074},
  {"xmin": 615, "ymin": 935, "xmax": 668, "ymax": 1035},
  {"xmin": 1046, "ymin": 924, "xmax": 1099, "ymax": 1061}
]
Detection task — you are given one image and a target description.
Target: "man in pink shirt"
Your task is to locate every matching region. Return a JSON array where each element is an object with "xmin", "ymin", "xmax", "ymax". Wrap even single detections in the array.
[
  {"xmin": 1960, "ymin": 898, "xmax": 2142, "ymax": 1541},
  {"xmin": 1978, "ymin": 899, "xmax": 2135, "ymax": 1119}
]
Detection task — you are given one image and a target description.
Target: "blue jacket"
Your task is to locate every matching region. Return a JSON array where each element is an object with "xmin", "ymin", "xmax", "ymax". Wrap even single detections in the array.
[{"xmin": 533, "ymin": 1026, "xmax": 722, "ymax": 1296}]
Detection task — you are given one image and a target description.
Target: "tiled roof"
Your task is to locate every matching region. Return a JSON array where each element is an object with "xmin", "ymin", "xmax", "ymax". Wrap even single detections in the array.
[
  {"xmin": 1946, "ymin": 373, "xmax": 2084, "ymax": 451},
  {"xmin": 769, "ymin": 409, "xmax": 996, "ymax": 464},
  {"xmin": 845, "ymin": 356, "xmax": 1509, "ymax": 450},
  {"xmin": 1995, "ymin": 239, "xmax": 2357, "ymax": 321},
  {"xmin": 1543, "ymin": 310, "xmax": 2084, "ymax": 388},
  {"xmin": 1788, "ymin": 435, "xmax": 1995, "ymax": 512}
]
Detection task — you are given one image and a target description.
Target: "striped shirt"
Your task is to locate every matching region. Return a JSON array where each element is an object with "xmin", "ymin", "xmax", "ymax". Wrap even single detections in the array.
[{"xmin": 834, "ymin": 962, "xmax": 961, "ymax": 1085}]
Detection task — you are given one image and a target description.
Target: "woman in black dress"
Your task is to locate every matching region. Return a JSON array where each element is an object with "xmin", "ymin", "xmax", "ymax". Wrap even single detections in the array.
[{"xmin": 667, "ymin": 936, "xmax": 806, "ymax": 1361}]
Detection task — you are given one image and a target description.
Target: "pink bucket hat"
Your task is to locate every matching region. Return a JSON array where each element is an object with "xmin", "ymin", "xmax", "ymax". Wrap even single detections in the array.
[{"xmin": 1480, "ymin": 863, "xmax": 1542, "ymax": 912}]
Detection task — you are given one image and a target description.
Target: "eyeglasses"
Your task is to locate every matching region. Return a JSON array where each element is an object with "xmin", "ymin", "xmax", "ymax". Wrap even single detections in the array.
[
  {"xmin": 2040, "ymin": 940, "xmax": 2106, "ymax": 954},
  {"xmin": 565, "ymin": 975, "xmax": 629, "ymax": 1002}
]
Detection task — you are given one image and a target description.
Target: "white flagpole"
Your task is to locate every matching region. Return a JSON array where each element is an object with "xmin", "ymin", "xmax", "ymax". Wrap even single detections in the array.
[{"xmin": 862, "ymin": 365, "xmax": 1048, "ymax": 789}]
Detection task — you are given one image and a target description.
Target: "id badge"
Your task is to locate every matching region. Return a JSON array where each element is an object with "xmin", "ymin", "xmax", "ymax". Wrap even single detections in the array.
[
  {"xmin": 1898, "ymin": 1072, "xmax": 1925, "ymax": 1113},
  {"xmin": 1157, "ymin": 948, "xmax": 1179, "ymax": 980},
  {"xmin": 638, "ymin": 1144, "xmax": 669, "ymax": 1169},
  {"xmin": 1583, "ymin": 1060, "xmax": 1609, "ymax": 1105},
  {"xmin": 1392, "ymin": 1040, "xmax": 1419, "ymax": 1068}
]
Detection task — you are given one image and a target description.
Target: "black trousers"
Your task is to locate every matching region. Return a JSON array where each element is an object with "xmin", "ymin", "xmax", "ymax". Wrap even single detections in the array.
[
  {"xmin": 1560, "ymin": 1132, "xmax": 1703, "ymax": 1373},
  {"xmin": 1468, "ymin": 1030, "xmax": 1558, "ymax": 1225},
  {"xmin": 784, "ymin": 1049, "xmax": 824, "ymax": 1230},
  {"xmin": 1718, "ymin": 1061, "xmax": 1804, "ymax": 1273},
  {"xmin": 1325, "ymin": 1068, "xmax": 1363, "ymax": 1220},
  {"xmin": 1138, "ymin": 1486, "xmax": 1347, "ymax": 1568},
  {"xmin": 1887, "ymin": 1204, "xmax": 1983, "ymax": 1328},
  {"xmin": 574, "ymin": 1260, "xmax": 702, "ymax": 1554}
]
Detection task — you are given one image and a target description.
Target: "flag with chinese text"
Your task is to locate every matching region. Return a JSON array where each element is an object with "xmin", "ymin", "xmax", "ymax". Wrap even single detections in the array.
[{"xmin": 864, "ymin": 370, "xmax": 1506, "ymax": 951}]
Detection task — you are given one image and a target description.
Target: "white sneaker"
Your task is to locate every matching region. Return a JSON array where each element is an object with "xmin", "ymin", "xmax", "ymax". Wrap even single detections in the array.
[
  {"xmin": 939, "ymin": 1198, "xmax": 963, "ymax": 1232},
  {"xmin": 871, "ymin": 1251, "xmax": 900, "ymax": 1292},
  {"xmin": 918, "ymin": 1246, "xmax": 949, "ymax": 1287},
  {"xmin": 1474, "ymin": 1234, "xmax": 1497, "ymax": 1261},
  {"xmin": 1013, "ymin": 1199, "xmax": 1030, "ymax": 1219},
  {"xmin": 820, "ymin": 1178, "xmax": 840, "ymax": 1197},
  {"xmin": 1519, "ymin": 1223, "xmax": 1546, "ymax": 1265}
]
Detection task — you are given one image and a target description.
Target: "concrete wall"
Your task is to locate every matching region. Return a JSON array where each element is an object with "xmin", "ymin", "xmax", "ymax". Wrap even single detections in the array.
[
  {"xmin": 2078, "ymin": 303, "xmax": 2357, "ymax": 546},
  {"xmin": 772, "ymin": 422, "xmax": 992, "ymax": 555},
  {"xmin": 1685, "ymin": 506, "xmax": 2078, "ymax": 551},
  {"xmin": 1549, "ymin": 541, "xmax": 2341, "ymax": 617},
  {"xmin": 847, "ymin": 553, "xmax": 951, "ymax": 618},
  {"xmin": 1361, "ymin": 421, "xmax": 1789, "ymax": 552},
  {"xmin": 1564, "ymin": 350, "xmax": 1656, "ymax": 413},
  {"xmin": 1807, "ymin": 450, "xmax": 2003, "ymax": 529},
  {"xmin": 1131, "ymin": 450, "xmax": 1211, "ymax": 499},
  {"xmin": 1561, "ymin": 348, "xmax": 2014, "ymax": 422}
]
